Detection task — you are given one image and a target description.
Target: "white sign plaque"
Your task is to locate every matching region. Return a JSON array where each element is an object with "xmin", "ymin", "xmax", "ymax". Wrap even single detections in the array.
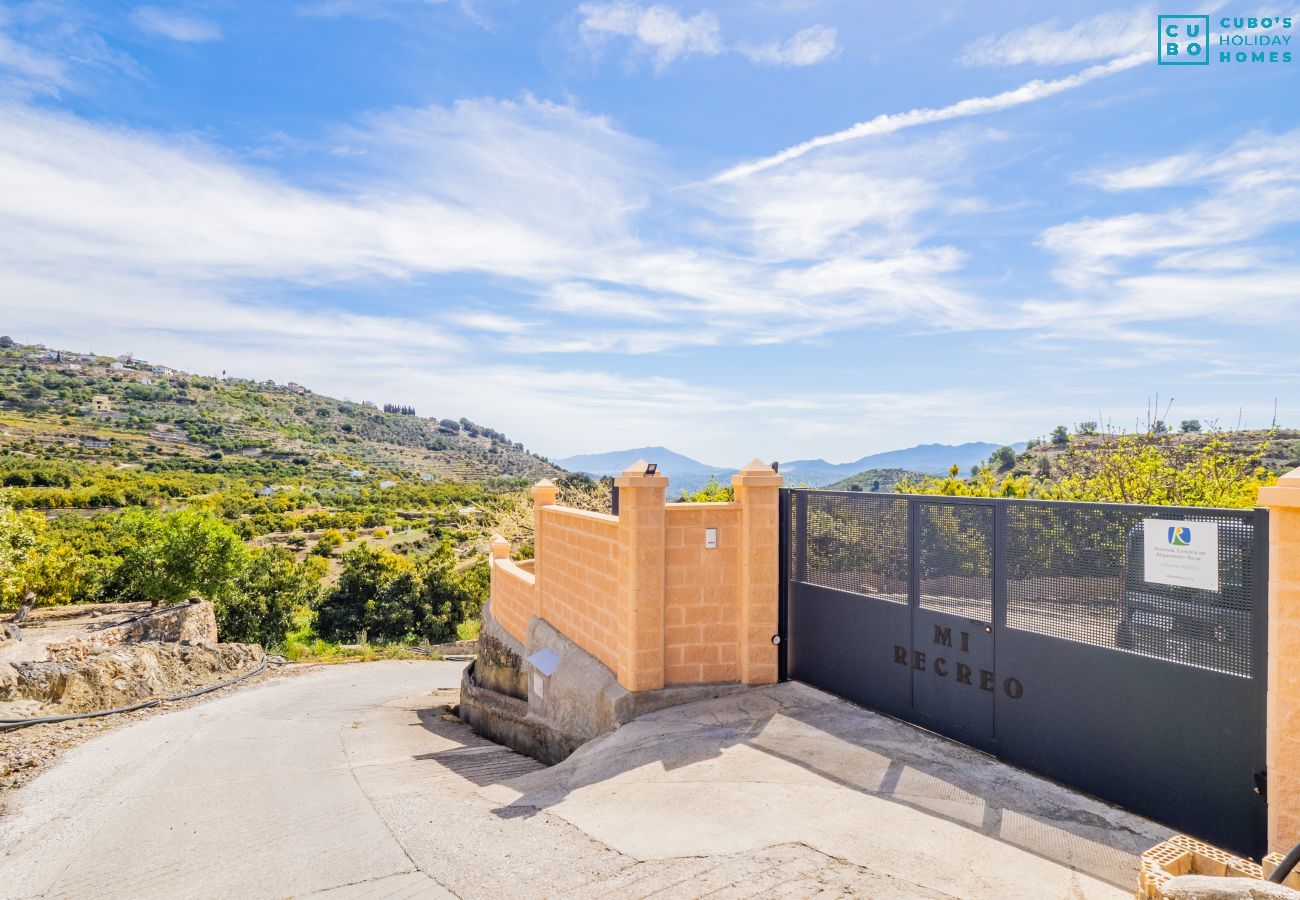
[{"xmin": 1143, "ymin": 519, "xmax": 1219, "ymax": 592}]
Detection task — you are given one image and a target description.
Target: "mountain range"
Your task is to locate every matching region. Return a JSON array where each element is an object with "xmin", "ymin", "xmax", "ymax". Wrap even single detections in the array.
[{"xmin": 555, "ymin": 441, "xmax": 1028, "ymax": 493}]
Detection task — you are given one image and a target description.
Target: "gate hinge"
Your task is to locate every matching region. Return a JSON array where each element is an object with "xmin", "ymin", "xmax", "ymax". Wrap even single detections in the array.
[{"xmin": 1255, "ymin": 769, "xmax": 1267, "ymax": 799}]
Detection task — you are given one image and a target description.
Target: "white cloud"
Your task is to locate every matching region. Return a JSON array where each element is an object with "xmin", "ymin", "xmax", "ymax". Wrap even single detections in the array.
[
  {"xmin": 296, "ymin": 0, "xmax": 489, "ymax": 27},
  {"xmin": 0, "ymin": 31, "xmax": 68, "ymax": 88},
  {"xmin": 0, "ymin": 93, "xmax": 992, "ymax": 370},
  {"xmin": 710, "ymin": 52, "xmax": 1147, "ymax": 183},
  {"xmin": 577, "ymin": 1, "xmax": 722, "ymax": 71},
  {"xmin": 738, "ymin": 24, "xmax": 838, "ymax": 67},
  {"xmin": 1086, "ymin": 154, "xmax": 1199, "ymax": 191},
  {"xmin": 1043, "ymin": 130, "xmax": 1300, "ymax": 289},
  {"xmin": 575, "ymin": 2, "xmax": 837, "ymax": 72},
  {"xmin": 961, "ymin": 8, "xmax": 1151, "ymax": 67},
  {"xmin": 130, "ymin": 7, "xmax": 223, "ymax": 43},
  {"xmin": 0, "ymin": 7, "xmax": 140, "ymax": 95},
  {"xmin": 1011, "ymin": 127, "xmax": 1300, "ymax": 359}
]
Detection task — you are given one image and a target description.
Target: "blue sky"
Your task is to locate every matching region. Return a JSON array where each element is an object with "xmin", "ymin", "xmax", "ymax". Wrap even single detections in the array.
[{"xmin": 1, "ymin": 1, "xmax": 1297, "ymax": 466}]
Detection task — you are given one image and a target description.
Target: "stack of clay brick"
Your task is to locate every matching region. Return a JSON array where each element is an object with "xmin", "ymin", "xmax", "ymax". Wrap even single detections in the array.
[{"xmin": 1139, "ymin": 835, "xmax": 1300, "ymax": 898}]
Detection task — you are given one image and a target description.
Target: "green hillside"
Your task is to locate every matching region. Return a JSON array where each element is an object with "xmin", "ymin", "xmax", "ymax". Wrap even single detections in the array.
[
  {"xmin": 0, "ymin": 339, "xmax": 560, "ymax": 492},
  {"xmin": 823, "ymin": 468, "xmax": 920, "ymax": 492},
  {"xmin": 0, "ymin": 337, "xmax": 580, "ymax": 655}
]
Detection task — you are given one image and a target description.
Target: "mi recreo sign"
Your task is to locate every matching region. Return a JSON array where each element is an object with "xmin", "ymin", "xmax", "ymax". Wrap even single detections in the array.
[{"xmin": 1144, "ymin": 519, "xmax": 1220, "ymax": 591}]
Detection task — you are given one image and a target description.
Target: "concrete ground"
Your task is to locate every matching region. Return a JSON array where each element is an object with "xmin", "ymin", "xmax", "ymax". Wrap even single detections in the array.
[{"xmin": 0, "ymin": 661, "xmax": 1167, "ymax": 899}]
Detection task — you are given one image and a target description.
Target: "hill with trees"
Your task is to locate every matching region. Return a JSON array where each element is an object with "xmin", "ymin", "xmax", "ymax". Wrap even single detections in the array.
[
  {"xmin": 0, "ymin": 337, "xmax": 567, "ymax": 656},
  {"xmin": 0, "ymin": 338, "xmax": 560, "ymax": 489},
  {"xmin": 824, "ymin": 468, "xmax": 921, "ymax": 493},
  {"xmin": 894, "ymin": 424, "xmax": 1297, "ymax": 508}
]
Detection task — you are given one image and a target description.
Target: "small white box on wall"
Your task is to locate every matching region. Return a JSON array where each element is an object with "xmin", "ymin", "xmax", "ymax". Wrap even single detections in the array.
[{"xmin": 705, "ymin": 527, "xmax": 717, "ymax": 549}]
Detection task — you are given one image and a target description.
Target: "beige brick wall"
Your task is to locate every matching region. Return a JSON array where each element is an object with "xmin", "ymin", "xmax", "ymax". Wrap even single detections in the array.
[
  {"xmin": 490, "ymin": 558, "xmax": 535, "ymax": 644},
  {"xmin": 664, "ymin": 504, "xmax": 742, "ymax": 685},
  {"xmin": 536, "ymin": 506, "xmax": 621, "ymax": 672},
  {"xmin": 486, "ymin": 460, "xmax": 781, "ymax": 693}
]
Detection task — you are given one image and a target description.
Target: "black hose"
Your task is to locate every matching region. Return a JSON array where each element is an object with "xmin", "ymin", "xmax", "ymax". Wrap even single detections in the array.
[
  {"xmin": 1270, "ymin": 841, "xmax": 1300, "ymax": 884},
  {"xmin": 0, "ymin": 654, "xmax": 272, "ymax": 732},
  {"xmin": 92, "ymin": 601, "xmax": 196, "ymax": 633}
]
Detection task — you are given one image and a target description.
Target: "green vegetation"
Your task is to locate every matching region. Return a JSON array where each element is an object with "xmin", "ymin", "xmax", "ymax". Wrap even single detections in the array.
[
  {"xmin": 316, "ymin": 541, "xmax": 473, "ymax": 645},
  {"xmin": 824, "ymin": 468, "xmax": 919, "ymax": 493},
  {"xmin": 676, "ymin": 477, "xmax": 734, "ymax": 502},
  {"xmin": 898, "ymin": 431, "xmax": 1281, "ymax": 508},
  {"xmin": 0, "ymin": 340, "xmax": 563, "ymax": 654}
]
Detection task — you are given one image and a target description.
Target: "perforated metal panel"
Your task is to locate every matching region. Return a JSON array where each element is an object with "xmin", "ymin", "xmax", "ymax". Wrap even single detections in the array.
[
  {"xmin": 1004, "ymin": 503, "xmax": 1256, "ymax": 678},
  {"xmin": 799, "ymin": 492, "xmax": 909, "ymax": 603},
  {"xmin": 916, "ymin": 502, "xmax": 993, "ymax": 620}
]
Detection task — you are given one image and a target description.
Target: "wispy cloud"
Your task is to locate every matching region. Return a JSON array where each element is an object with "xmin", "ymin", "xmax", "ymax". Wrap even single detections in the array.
[
  {"xmin": 1043, "ymin": 130, "xmax": 1300, "ymax": 289},
  {"xmin": 130, "ymin": 6, "xmax": 223, "ymax": 43},
  {"xmin": 0, "ymin": 31, "xmax": 68, "ymax": 88},
  {"xmin": 1010, "ymin": 127, "xmax": 1300, "ymax": 359},
  {"xmin": 0, "ymin": 6, "xmax": 139, "ymax": 95},
  {"xmin": 710, "ymin": 52, "xmax": 1147, "ymax": 183},
  {"xmin": 577, "ymin": 1, "xmax": 722, "ymax": 71},
  {"xmin": 575, "ymin": 2, "xmax": 838, "ymax": 72},
  {"xmin": 960, "ymin": 7, "xmax": 1150, "ymax": 67},
  {"xmin": 0, "ymin": 89, "xmax": 993, "ymax": 368},
  {"xmin": 738, "ymin": 24, "xmax": 838, "ymax": 67}
]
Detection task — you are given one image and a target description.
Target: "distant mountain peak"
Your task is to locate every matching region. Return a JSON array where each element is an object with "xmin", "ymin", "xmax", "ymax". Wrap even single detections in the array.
[{"xmin": 557, "ymin": 440, "xmax": 1026, "ymax": 491}]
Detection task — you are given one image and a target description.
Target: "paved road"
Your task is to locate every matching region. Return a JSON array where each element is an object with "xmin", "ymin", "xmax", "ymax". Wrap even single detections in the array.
[{"xmin": 0, "ymin": 661, "xmax": 1165, "ymax": 899}]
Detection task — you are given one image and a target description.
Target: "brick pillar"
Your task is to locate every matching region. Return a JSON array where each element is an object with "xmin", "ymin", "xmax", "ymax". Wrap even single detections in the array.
[
  {"xmin": 489, "ymin": 533, "xmax": 510, "ymax": 562},
  {"xmin": 614, "ymin": 459, "xmax": 668, "ymax": 692},
  {"xmin": 1260, "ymin": 468, "xmax": 1300, "ymax": 853},
  {"xmin": 530, "ymin": 479, "xmax": 557, "ymax": 622},
  {"xmin": 732, "ymin": 459, "xmax": 782, "ymax": 685}
]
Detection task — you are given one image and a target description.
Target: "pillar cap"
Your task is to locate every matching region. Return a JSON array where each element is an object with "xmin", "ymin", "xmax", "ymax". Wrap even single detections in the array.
[
  {"xmin": 531, "ymin": 479, "xmax": 559, "ymax": 505},
  {"xmin": 489, "ymin": 534, "xmax": 510, "ymax": 558},
  {"xmin": 1259, "ymin": 466, "xmax": 1300, "ymax": 507},
  {"xmin": 621, "ymin": 459, "xmax": 652, "ymax": 477},
  {"xmin": 732, "ymin": 457, "xmax": 782, "ymax": 487}
]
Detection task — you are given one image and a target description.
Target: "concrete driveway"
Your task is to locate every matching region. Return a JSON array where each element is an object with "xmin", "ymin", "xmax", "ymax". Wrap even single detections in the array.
[{"xmin": 0, "ymin": 661, "xmax": 1165, "ymax": 898}]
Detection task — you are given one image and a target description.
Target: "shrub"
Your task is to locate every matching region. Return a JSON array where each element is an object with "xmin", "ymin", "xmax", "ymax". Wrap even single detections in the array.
[
  {"xmin": 311, "ymin": 528, "xmax": 345, "ymax": 557},
  {"xmin": 988, "ymin": 446, "xmax": 1018, "ymax": 472},
  {"xmin": 316, "ymin": 542, "xmax": 471, "ymax": 644},
  {"xmin": 103, "ymin": 508, "xmax": 246, "ymax": 606},
  {"xmin": 216, "ymin": 547, "xmax": 321, "ymax": 646},
  {"xmin": 677, "ymin": 477, "xmax": 734, "ymax": 502}
]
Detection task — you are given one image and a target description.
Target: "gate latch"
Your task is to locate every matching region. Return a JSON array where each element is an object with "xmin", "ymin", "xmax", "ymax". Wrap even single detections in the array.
[{"xmin": 1255, "ymin": 769, "xmax": 1268, "ymax": 798}]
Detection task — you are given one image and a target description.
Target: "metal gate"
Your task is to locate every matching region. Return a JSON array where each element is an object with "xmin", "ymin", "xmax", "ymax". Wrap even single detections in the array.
[{"xmin": 780, "ymin": 489, "xmax": 1268, "ymax": 858}]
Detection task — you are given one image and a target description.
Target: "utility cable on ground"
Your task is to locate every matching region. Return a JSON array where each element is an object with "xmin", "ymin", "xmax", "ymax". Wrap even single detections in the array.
[{"xmin": 0, "ymin": 654, "xmax": 278, "ymax": 732}]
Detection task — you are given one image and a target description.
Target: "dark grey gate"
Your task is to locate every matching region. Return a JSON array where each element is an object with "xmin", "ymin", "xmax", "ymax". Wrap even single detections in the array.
[{"xmin": 780, "ymin": 489, "xmax": 1268, "ymax": 858}]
